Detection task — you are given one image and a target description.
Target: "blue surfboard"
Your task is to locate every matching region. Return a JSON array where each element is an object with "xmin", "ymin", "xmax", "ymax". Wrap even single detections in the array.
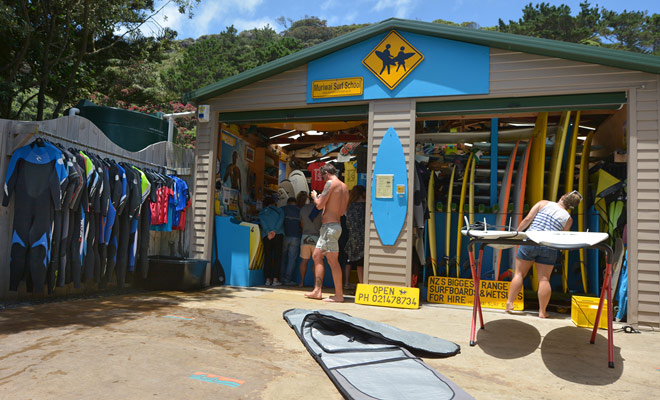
[{"xmin": 371, "ymin": 126, "xmax": 408, "ymax": 246}]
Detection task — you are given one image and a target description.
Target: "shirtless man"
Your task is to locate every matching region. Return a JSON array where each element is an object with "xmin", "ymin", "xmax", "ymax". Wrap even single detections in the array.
[{"xmin": 304, "ymin": 164, "xmax": 349, "ymax": 302}]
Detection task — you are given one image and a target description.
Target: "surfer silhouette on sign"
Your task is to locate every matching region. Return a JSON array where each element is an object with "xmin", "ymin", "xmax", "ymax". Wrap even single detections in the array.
[
  {"xmin": 376, "ymin": 44, "xmax": 395, "ymax": 74},
  {"xmin": 395, "ymin": 46, "xmax": 415, "ymax": 71}
]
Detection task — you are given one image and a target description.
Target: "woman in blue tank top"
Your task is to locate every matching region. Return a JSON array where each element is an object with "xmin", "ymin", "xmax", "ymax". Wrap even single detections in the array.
[{"xmin": 506, "ymin": 191, "xmax": 582, "ymax": 318}]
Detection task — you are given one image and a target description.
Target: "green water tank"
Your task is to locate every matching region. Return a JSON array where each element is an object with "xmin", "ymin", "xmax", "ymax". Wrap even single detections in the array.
[{"xmin": 70, "ymin": 100, "xmax": 170, "ymax": 152}]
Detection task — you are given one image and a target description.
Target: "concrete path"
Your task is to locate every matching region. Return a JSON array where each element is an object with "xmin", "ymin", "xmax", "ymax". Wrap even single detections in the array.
[{"xmin": 1, "ymin": 286, "xmax": 658, "ymax": 399}]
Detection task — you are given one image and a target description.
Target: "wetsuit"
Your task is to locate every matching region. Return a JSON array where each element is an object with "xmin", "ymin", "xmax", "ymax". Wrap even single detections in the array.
[
  {"xmin": 58, "ymin": 151, "xmax": 84, "ymax": 287},
  {"xmin": 69, "ymin": 152, "xmax": 90, "ymax": 288},
  {"xmin": 132, "ymin": 166, "xmax": 151, "ymax": 278},
  {"xmin": 104, "ymin": 162, "xmax": 127, "ymax": 286},
  {"xmin": 115, "ymin": 163, "xmax": 139, "ymax": 287},
  {"xmin": 80, "ymin": 151, "xmax": 99, "ymax": 283},
  {"xmin": 49, "ymin": 148, "xmax": 83, "ymax": 292},
  {"xmin": 3, "ymin": 140, "xmax": 67, "ymax": 293}
]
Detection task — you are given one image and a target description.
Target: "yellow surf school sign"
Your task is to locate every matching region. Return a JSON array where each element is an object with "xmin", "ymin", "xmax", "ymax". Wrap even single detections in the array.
[{"xmin": 427, "ymin": 276, "xmax": 524, "ymax": 310}]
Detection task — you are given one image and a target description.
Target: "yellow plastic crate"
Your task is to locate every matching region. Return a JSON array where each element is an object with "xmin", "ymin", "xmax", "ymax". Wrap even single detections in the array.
[{"xmin": 571, "ymin": 295, "xmax": 608, "ymax": 330}]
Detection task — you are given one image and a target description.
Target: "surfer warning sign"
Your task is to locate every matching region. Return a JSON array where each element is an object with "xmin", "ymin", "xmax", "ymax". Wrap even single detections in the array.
[
  {"xmin": 427, "ymin": 276, "xmax": 524, "ymax": 311},
  {"xmin": 362, "ymin": 30, "xmax": 424, "ymax": 90}
]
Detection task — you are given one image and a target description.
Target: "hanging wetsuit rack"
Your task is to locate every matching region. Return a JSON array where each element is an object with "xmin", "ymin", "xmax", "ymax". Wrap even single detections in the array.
[{"xmin": 9, "ymin": 128, "xmax": 177, "ymax": 174}]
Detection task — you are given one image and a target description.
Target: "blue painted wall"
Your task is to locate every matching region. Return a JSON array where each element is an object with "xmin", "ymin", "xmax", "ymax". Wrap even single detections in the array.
[{"xmin": 307, "ymin": 30, "xmax": 489, "ymax": 103}]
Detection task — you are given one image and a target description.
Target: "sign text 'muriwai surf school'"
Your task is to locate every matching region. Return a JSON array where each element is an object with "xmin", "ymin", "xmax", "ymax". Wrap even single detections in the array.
[{"xmin": 312, "ymin": 77, "xmax": 363, "ymax": 98}]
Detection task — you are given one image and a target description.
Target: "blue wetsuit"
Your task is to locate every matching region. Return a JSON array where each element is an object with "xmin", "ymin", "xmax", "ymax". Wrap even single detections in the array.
[{"xmin": 3, "ymin": 140, "xmax": 68, "ymax": 293}]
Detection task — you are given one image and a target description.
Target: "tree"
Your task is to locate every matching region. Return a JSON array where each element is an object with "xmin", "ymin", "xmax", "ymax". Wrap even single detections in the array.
[
  {"xmin": 1, "ymin": 0, "xmax": 198, "ymax": 121},
  {"xmin": 497, "ymin": 2, "xmax": 601, "ymax": 44},
  {"xmin": 162, "ymin": 25, "xmax": 304, "ymax": 96},
  {"xmin": 600, "ymin": 9, "xmax": 651, "ymax": 53}
]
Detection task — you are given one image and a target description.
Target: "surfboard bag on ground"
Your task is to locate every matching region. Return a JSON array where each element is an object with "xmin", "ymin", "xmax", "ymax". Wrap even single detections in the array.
[{"xmin": 283, "ymin": 308, "xmax": 472, "ymax": 400}]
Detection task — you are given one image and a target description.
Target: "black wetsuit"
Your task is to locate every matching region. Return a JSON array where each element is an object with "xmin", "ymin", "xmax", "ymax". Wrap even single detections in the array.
[
  {"xmin": 104, "ymin": 161, "xmax": 127, "ymax": 286},
  {"xmin": 3, "ymin": 140, "xmax": 68, "ymax": 293}
]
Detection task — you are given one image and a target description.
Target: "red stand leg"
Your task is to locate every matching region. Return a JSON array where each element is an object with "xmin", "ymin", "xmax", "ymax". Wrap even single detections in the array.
[
  {"xmin": 469, "ymin": 249, "xmax": 479, "ymax": 346},
  {"xmin": 476, "ymin": 247, "xmax": 485, "ymax": 329},
  {"xmin": 590, "ymin": 262, "xmax": 614, "ymax": 368}
]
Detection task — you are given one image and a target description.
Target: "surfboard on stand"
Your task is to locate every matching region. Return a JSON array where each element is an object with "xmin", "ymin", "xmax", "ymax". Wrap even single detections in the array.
[
  {"xmin": 561, "ymin": 111, "xmax": 580, "ymax": 292},
  {"xmin": 494, "ymin": 141, "xmax": 520, "ymax": 281},
  {"xmin": 577, "ymin": 130, "xmax": 595, "ymax": 293},
  {"xmin": 428, "ymin": 171, "xmax": 438, "ymax": 276},
  {"xmin": 456, "ymin": 152, "xmax": 474, "ymax": 278},
  {"xmin": 444, "ymin": 165, "xmax": 456, "ymax": 276},
  {"xmin": 526, "ymin": 113, "xmax": 548, "ymax": 291}
]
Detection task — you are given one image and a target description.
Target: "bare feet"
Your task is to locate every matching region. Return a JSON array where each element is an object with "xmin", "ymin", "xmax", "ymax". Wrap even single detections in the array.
[
  {"xmin": 505, "ymin": 302, "xmax": 514, "ymax": 313},
  {"xmin": 304, "ymin": 291, "xmax": 322, "ymax": 300},
  {"xmin": 539, "ymin": 311, "xmax": 549, "ymax": 318},
  {"xmin": 324, "ymin": 296, "xmax": 344, "ymax": 303}
]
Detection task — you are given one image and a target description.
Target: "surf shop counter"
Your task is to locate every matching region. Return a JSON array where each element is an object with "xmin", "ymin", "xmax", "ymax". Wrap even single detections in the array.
[{"xmin": 212, "ymin": 216, "xmax": 336, "ymax": 287}]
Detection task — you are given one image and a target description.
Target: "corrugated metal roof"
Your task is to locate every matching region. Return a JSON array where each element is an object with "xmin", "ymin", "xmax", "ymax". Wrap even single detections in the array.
[{"xmin": 183, "ymin": 18, "xmax": 660, "ymax": 103}]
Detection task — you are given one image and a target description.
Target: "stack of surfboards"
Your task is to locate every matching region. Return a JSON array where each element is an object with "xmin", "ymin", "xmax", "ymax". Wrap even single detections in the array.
[{"xmin": 424, "ymin": 110, "xmax": 603, "ymax": 293}]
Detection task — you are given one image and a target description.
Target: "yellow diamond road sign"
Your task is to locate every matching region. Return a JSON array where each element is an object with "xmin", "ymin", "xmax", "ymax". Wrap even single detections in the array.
[{"xmin": 362, "ymin": 30, "xmax": 424, "ymax": 90}]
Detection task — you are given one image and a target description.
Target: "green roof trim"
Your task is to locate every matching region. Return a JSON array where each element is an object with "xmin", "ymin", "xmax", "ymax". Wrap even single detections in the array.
[
  {"xmin": 184, "ymin": 18, "xmax": 660, "ymax": 104},
  {"xmin": 219, "ymin": 105, "xmax": 369, "ymax": 124},
  {"xmin": 416, "ymin": 92, "xmax": 627, "ymax": 117}
]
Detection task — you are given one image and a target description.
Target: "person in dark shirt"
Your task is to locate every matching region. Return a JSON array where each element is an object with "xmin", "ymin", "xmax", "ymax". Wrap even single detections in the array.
[{"xmin": 279, "ymin": 195, "xmax": 304, "ymax": 285}]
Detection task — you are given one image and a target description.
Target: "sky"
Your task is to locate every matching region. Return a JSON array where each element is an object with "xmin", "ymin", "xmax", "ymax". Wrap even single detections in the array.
[{"xmin": 147, "ymin": 0, "xmax": 660, "ymax": 40}]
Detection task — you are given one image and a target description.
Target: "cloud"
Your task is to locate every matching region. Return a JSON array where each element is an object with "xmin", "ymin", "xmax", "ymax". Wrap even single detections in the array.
[
  {"xmin": 150, "ymin": 0, "xmax": 266, "ymax": 38},
  {"xmin": 371, "ymin": 0, "xmax": 415, "ymax": 18},
  {"xmin": 231, "ymin": 17, "xmax": 279, "ymax": 32}
]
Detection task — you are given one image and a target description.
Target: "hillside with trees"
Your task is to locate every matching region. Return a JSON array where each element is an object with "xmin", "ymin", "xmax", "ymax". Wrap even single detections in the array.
[{"xmin": 3, "ymin": 2, "xmax": 659, "ymax": 148}]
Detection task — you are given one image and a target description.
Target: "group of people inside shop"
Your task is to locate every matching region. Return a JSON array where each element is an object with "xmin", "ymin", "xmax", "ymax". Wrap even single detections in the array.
[{"xmin": 258, "ymin": 164, "xmax": 365, "ymax": 302}]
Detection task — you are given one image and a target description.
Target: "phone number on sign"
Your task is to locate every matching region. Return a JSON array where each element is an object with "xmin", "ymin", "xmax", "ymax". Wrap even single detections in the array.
[{"xmin": 369, "ymin": 294, "xmax": 417, "ymax": 306}]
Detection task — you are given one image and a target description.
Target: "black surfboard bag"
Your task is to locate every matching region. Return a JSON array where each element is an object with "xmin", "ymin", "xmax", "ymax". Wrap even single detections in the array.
[{"xmin": 283, "ymin": 309, "xmax": 473, "ymax": 400}]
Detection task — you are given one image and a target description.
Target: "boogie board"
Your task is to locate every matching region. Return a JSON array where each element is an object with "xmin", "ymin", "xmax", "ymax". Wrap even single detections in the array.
[
  {"xmin": 561, "ymin": 111, "xmax": 581, "ymax": 292},
  {"xmin": 494, "ymin": 141, "xmax": 519, "ymax": 281},
  {"xmin": 288, "ymin": 169, "xmax": 309, "ymax": 198},
  {"xmin": 371, "ymin": 127, "xmax": 408, "ymax": 246}
]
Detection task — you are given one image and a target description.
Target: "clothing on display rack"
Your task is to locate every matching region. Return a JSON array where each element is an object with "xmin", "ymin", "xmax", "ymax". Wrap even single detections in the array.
[{"xmin": 2, "ymin": 135, "xmax": 189, "ymax": 293}]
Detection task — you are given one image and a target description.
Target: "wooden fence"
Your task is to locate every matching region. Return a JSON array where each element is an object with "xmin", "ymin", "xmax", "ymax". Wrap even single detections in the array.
[{"xmin": 0, "ymin": 116, "xmax": 195, "ymax": 299}]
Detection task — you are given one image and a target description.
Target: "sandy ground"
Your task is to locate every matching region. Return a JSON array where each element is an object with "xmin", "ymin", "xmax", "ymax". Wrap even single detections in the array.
[{"xmin": 1, "ymin": 285, "xmax": 658, "ymax": 399}]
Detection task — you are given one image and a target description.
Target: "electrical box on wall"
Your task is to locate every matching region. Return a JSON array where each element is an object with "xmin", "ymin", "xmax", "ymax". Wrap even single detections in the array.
[{"xmin": 198, "ymin": 105, "xmax": 210, "ymax": 122}]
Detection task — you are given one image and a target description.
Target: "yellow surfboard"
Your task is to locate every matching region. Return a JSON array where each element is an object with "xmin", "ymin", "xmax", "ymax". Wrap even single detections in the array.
[
  {"xmin": 525, "ymin": 113, "xmax": 548, "ymax": 291},
  {"xmin": 445, "ymin": 165, "xmax": 456, "ymax": 276},
  {"xmin": 468, "ymin": 153, "xmax": 478, "ymax": 225},
  {"xmin": 456, "ymin": 152, "xmax": 474, "ymax": 277},
  {"xmin": 546, "ymin": 111, "xmax": 571, "ymax": 201},
  {"xmin": 577, "ymin": 130, "xmax": 595, "ymax": 293},
  {"xmin": 562, "ymin": 111, "xmax": 580, "ymax": 292},
  {"xmin": 240, "ymin": 222, "xmax": 262, "ymax": 270},
  {"xmin": 428, "ymin": 171, "xmax": 438, "ymax": 276}
]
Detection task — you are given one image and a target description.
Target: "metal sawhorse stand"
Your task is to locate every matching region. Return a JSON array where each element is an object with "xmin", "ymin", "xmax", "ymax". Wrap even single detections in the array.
[{"xmin": 466, "ymin": 237, "xmax": 615, "ymax": 368}]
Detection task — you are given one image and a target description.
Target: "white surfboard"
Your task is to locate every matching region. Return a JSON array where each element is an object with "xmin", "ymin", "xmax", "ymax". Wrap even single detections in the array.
[
  {"xmin": 288, "ymin": 170, "xmax": 309, "ymax": 198},
  {"xmin": 460, "ymin": 229, "xmax": 527, "ymax": 249},
  {"xmin": 525, "ymin": 231, "xmax": 609, "ymax": 248}
]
